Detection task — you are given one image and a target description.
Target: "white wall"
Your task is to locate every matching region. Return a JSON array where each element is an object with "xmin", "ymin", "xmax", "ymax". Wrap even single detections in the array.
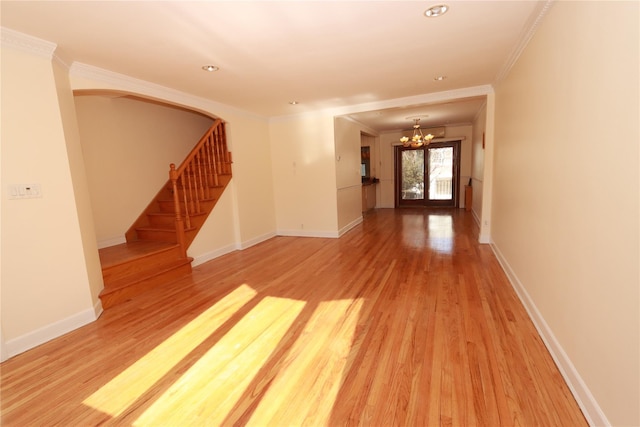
[
  {"xmin": 1, "ymin": 40, "xmax": 101, "ymax": 359},
  {"xmin": 270, "ymin": 112, "xmax": 339, "ymax": 236},
  {"xmin": 491, "ymin": 2, "xmax": 639, "ymax": 425},
  {"xmin": 470, "ymin": 103, "xmax": 487, "ymax": 223},
  {"xmin": 334, "ymin": 117, "xmax": 364, "ymax": 233}
]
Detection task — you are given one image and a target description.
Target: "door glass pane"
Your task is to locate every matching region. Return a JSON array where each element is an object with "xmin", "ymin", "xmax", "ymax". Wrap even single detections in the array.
[
  {"xmin": 401, "ymin": 150, "xmax": 424, "ymax": 200},
  {"xmin": 428, "ymin": 147, "xmax": 453, "ymax": 200}
]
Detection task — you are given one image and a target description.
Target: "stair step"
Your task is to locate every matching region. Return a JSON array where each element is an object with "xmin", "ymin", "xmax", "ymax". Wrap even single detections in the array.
[
  {"xmin": 147, "ymin": 211, "xmax": 206, "ymax": 227},
  {"xmin": 135, "ymin": 225, "xmax": 196, "ymax": 243},
  {"xmin": 157, "ymin": 198, "xmax": 217, "ymax": 213},
  {"xmin": 99, "ymin": 257, "xmax": 193, "ymax": 309},
  {"xmin": 99, "ymin": 241, "xmax": 183, "ymax": 284}
]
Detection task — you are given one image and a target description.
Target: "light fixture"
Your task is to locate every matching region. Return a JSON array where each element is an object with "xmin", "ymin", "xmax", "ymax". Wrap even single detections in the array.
[
  {"xmin": 425, "ymin": 4, "xmax": 449, "ymax": 17},
  {"xmin": 400, "ymin": 118, "xmax": 434, "ymax": 148},
  {"xmin": 289, "ymin": 101, "xmax": 299, "ymax": 105},
  {"xmin": 201, "ymin": 65, "xmax": 219, "ymax": 72},
  {"xmin": 434, "ymin": 75, "xmax": 447, "ymax": 81}
]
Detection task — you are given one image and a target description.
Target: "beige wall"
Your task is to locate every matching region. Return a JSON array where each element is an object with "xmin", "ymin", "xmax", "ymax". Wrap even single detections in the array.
[
  {"xmin": 335, "ymin": 117, "xmax": 365, "ymax": 232},
  {"xmin": 1, "ymin": 46, "xmax": 100, "ymax": 355},
  {"xmin": 492, "ymin": 2, "xmax": 639, "ymax": 425},
  {"xmin": 74, "ymin": 95, "xmax": 215, "ymax": 246},
  {"xmin": 270, "ymin": 113, "xmax": 339, "ymax": 236},
  {"xmin": 470, "ymin": 103, "xmax": 486, "ymax": 221}
]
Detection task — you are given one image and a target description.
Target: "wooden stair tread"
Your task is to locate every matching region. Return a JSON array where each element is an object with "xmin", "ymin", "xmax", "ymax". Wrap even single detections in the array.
[
  {"xmin": 99, "ymin": 241, "xmax": 181, "ymax": 269},
  {"xmin": 100, "ymin": 257, "xmax": 193, "ymax": 294},
  {"xmin": 135, "ymin": 225, "xmax": 197, "ymax": 232},
  {"xmin": 147, "ymin": 211, "xmax": 207, "ymax": 217},
  {"xmin": 158, "ymin": 197, "xmax": 217, "ymax": 203}
]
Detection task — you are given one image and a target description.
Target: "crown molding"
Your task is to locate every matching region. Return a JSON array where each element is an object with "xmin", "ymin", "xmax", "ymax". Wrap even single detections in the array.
[
  {"xmin": 494, "ymin": 0, "xmax": 555, "ymax": 84},
  {"xmin": 1, "ymin": 27, "xmax": 57, "ymax": 59},
  {"xmin": 271, "ymin": 85, "xmax": 495, "ymax": 124},
  {"xmin": 69, "ymin": 62, "xmax": 265, "ymax": 121}
]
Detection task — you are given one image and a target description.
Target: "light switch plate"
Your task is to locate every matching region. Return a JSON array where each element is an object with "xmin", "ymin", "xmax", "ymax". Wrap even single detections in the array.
[{"xmin": 9, "ymin": 184, "xmax": 42, "ymax": 199}]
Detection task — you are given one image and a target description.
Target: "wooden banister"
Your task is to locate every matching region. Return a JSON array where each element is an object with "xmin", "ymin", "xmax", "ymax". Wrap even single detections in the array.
[{"xmin": 169, "ymin": 119, "xmax": 232, "ymax": 256}]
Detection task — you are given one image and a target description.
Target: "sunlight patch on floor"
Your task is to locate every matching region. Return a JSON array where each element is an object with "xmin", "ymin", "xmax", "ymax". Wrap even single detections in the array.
[
  {"xmin": 428, "ymin": 214, "xmax": 454, "ymax": 253},
  {"xmin": 246, "ymin": 298, "xmax": 364, "ymax": 426},
  {"xmin": 133, "ymin": 295, "xmax": 306, "ymax": 426},
  {"xmin": 82, "ymin": 284, "xmax": 257, "ymax": 417}
]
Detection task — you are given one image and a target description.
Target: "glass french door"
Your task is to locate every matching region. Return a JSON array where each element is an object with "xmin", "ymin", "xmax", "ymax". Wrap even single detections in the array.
[{"xmin": 395, "ymin": 141, "xmax": 460, "ymax": 208}]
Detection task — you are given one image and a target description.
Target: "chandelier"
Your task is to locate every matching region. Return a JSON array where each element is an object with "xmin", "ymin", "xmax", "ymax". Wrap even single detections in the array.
[{"xmin": 400, "ymin": 118, "xmax": 434, "ymax": 148}]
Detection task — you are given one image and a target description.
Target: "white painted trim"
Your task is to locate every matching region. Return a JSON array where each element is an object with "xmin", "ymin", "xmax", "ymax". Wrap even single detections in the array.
[
  {"xmin": 1, "ymin": 27, "xmax": 57, "ymax": 58},
  {"xmin": 277, "ymin": 229, "xmax": 340, "ymax": 239},
  {"xmin": 338, "ymin": 216, "xmax": 363, "ymax": 237},
  {"xmin": 69, "ymin": 62, "xmax": 263, "ymax": 121},
  {"xmin": 190, "ymin": 243, "xmax": 239, "ymax": 268},
  {"xmin": 238, "ymin": 232, "xmax": 277, "ymax": 250},
  {"xmin": 4, "ymin": 307, "xmax": 99, "ymax": 361},
  {"xmin": 490, "ymin": 242, "xmax": 609, "ymax": 427},
  {"xmin": 93, "ymin": 299, "xmax": 104, "ymax": 320},
  {"xmin": 97, "ymin": 236, "xmax": 127, "ymax": 249},
  {"xmin": 478, "ymin": 232, "xmax": 491, "ymax": 245},
  {"xmin": 471, "ymin": 208, "xmax": 482, "ymax": 228},
  {"xmin": 494, "ymin": 0, "xmax": 555, "ymax": 84},
  {"xmin": 0, "ymin": 329, "xmax": 7, "ymax": 363}
]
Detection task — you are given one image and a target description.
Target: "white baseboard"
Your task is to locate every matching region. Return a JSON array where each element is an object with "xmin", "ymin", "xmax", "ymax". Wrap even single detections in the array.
[
  {"xmin": 471, "ymin": 208, "xmax": 481, "ymax": 227},
  {"xmin": 238, "ymin": 231, "xmax": 277, "ymax": 250},
  {"xmin": 97, "ymin": 236, "xmax": 126, "ymax": 249},
  {"xmin": 191, "ymin": 232, "xmax": 279, "ymax": 267},
  {"xmin": 93, "ymin": 298, "xmax": 104, "ymax": 319},
  {"xmin": 4, "ymin": 306, "xmax": 100, "ymax": 361},
  {"xmin": 338, "ymin": 216, "xmax": 363, "ymax": 237},
  {"xmin": 191, "ymin": 243, "xmax": 239, "ymax": 267},
  {"xmin": 277, "ymin": 229, "xmax": 340, "ymax": 238},
  {"xmin": 490, "ymin": 242, "xmax": 609, "ymax": 427}
]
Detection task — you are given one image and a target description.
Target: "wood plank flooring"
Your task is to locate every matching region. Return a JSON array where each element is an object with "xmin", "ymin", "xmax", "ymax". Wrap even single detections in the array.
[{"xmin": 0, "ymin": 208, "xmax": 587, "ymax": 426}]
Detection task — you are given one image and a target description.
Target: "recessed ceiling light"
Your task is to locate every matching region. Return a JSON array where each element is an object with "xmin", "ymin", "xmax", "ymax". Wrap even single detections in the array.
[
  {"xmin": 289, "ymin": 101, "xmax": 299, "ymax": 105},
  {"xmin": 202, "ymin": 65, "xmax": 219, "ymax": 72},
  {"xmin": 434, "ymin": 75, "xmax": 447, "ymax": 81},
  {"xmin": 425, "ymin": 4, "xmax": 449, "ymax": 17}
]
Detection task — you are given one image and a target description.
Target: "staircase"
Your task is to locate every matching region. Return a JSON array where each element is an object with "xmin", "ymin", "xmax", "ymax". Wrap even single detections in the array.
[{"xmin": 98, "ymin": 120, "xmax": 232, "ymax": 309}]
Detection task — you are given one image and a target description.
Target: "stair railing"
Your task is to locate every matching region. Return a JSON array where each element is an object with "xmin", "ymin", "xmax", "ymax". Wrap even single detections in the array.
[{"xmin": 169, "ymin": 119, "xmax": 232, "ymax": 257}]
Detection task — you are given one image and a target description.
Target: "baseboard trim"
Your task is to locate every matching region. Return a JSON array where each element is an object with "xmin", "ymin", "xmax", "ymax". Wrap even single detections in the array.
[
  {"xmin": 238, "ymin": 232, "xmax": 277, "ymax": 250},
  {"xmin": 338, "ymin": 216, "xmax": 363, "ymax": 237},
  {"xmin": 97, "ymin": 236, "xmax": 126, "ymax": 249},
  {"xmin": 191, "ymin": 243, "xmax": 239, "ymax": 267},
  {"xmin": 4, "ymin": 306, "xmax": 99, "ymax": 361},
  {"xmin": 277, "ymin": 229, "xmax": 340, "ymax": 238},
  {"xmin": 478, "ymin": 233, "xmax": 491, "ymax": 244},
  {"xmin": 490, "ymin": 242, "xmax": 609, "ymax": 427},
  {"xmin": 471, "ymin": 208, "xmax": 481, "ymax": 227},
  {"xmin": 93, "ymin": 299, "xmax": 104, "ymax": 319}
]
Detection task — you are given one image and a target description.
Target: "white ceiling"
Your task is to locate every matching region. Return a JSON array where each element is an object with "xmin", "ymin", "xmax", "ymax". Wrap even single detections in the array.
[{"xmin": 1, "ymin": 1, "xmax": 546, "ymax": 132}]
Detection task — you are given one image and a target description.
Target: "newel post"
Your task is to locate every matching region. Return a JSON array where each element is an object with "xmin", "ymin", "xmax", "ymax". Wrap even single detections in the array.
[{"xmin": 170, "ymin": 163, "xmax": 187, "ymax": 258}]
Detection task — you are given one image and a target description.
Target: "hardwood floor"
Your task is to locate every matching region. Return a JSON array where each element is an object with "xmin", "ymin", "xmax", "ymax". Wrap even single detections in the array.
[{"xmin": 0, "ymin": 208, "xmax": 587, "ymax": 426}]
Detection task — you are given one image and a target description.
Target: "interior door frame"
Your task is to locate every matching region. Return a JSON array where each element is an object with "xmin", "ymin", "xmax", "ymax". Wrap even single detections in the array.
[{"xmin": 394, "ymin": 140, "xmax": 461, "ymax": 208}]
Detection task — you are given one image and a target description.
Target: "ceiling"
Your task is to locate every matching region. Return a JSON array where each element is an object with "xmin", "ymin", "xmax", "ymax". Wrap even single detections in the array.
[{"xmin": 1, "ymin": 1, "xmax": 546, "ymax": 133}]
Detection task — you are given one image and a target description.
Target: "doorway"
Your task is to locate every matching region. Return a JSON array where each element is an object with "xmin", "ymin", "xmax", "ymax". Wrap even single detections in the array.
[{"xmin": 394, "ymin": 141, "xmax": 461, "ymax": 208}]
